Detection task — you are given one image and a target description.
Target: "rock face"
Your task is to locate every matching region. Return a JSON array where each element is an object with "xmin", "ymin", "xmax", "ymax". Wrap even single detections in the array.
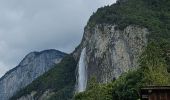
[
  {"xmin": 17, "ymin": 90, "xmax": 55, "ymax": 100},
  {"xmin": 74, "ymin": 24, "xmax": 149, "ymax": 83},
  {"xmin": 0, "ymin": 49, "xmax": 66, "ymax": 100}
]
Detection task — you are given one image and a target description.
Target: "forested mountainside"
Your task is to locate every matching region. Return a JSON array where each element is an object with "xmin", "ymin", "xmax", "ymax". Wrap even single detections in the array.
[
  {"xmin": 10, "ymin": 55, "xmax": 77, "ymax": 100},
  {"xmin": 0, "ymin": 49, "xmax": 66, "ymax": 100},
  {"xmin": 11, "ymin": 0, "xmax": 170, "ymax": 100},
  {"xmin": 74, "ymin": 0, "xmax": 170, "ymax": 99}
]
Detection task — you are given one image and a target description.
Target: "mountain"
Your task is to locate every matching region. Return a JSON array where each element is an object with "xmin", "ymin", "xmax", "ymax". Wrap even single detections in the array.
[
  {"xmin": 73, "ymin": 25, "xmax": 148, "ymax": 83},
  {"xmin": 10, "ymin": 55, "xmax": 77, "ymax": 100},
  {"xmin": 73, "ymin": 0, "xmax": 170, "ymax": 83},
  {"xmin": 74, "ymin": 0, "xmax": 170, "ymax": 99},
  {"xmin": 0, "ymin": 49, "xmax": 66, "ymax": 100},
  {"xmin": 11, "ymin": 0, "xmax": 170, "ymax": 100}
]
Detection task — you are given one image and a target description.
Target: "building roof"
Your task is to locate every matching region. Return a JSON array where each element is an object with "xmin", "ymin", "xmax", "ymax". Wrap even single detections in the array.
[{"xmin": 141, "ymin": 86, "xmax": 170, "ymax": 90}]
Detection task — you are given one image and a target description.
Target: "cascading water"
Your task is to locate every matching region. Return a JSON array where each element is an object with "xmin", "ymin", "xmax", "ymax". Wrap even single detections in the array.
[{"xmin": 77, "ymin": 48, "xmax": 87, "ymax": 92}]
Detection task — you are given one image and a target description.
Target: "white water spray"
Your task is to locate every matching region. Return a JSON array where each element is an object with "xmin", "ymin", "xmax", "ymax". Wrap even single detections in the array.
[{"xmin": 77, "ymin": 48, "xmax": 87, "ymax": 92}]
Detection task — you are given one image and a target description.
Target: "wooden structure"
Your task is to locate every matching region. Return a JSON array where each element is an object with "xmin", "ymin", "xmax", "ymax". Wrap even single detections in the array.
[{"xmin": 140, "ymin": 86, "xmax": 170, "ymax": 100}]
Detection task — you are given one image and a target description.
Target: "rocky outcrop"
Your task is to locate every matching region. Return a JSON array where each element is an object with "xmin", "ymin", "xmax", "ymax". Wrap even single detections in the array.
[
  {"xmin": 17, "ymin": 90, "xmax": 54, "ymax": 100},
  {"xmin": 73, "ymin": 24, "xmax": 149, "ymax": 83},
  {"xmin": 16, "ymin": 91, "xmax": 36, "ymax": 100},
  {"xmin": 0, "ymin": 49, "xmax": 66, "ymax": 100}
]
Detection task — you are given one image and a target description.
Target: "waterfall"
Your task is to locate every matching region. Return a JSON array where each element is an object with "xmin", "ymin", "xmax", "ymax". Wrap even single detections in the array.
[{"xmin": 77, "ymin": 48, "xmax": 87, "ymax": 92}]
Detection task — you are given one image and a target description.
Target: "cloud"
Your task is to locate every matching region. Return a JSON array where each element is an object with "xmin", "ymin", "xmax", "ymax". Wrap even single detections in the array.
[
  {"xmin": 0, "ymin": 0, "xmax": 116, "ymax": 77},
  {"xmin": 0, "ymin": 62, "xmax": 8, "ymax": 76}
]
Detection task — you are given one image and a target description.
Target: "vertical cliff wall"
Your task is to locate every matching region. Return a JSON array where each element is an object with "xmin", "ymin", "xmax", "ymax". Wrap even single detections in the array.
[{"xmin": 74, "ymin": 24, "xmax": 149, "ymax": 83}]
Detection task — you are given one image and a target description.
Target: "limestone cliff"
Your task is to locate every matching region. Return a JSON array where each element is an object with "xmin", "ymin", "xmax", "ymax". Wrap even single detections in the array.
[
  {"xmin": 10, "ymin": 22, "xmax": 149, "ymax": 100},
  {"xmin": 74, "ymin": 0, "xmax": 170, "ymax": 99},
  {"xmin": 9, "ymin": 0, "xmax": 170, "ymax": 99},
  {"xmin": 10, "ymin": 55, "xmax": 76, "ymax": 100},
  {"xmin": 0, "ymin": 49, "xmax": 66, "ymax": 100},
  {"xmin": 74, "ymin": 24, "xmax": 149, "ymax": 83}
]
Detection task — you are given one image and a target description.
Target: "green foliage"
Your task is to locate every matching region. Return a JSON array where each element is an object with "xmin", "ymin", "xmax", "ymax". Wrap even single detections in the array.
[
  {"xmin": 74, "ymin": 71, "xmax": 142, "ymax": 100},
  {"xmin": 140, "ymin": 42, "xmax": 170, "ymax": 85},
  {"xmin": 111, "ymin": 71, "xmax": 142, "ymax": 100},
  {"xmin": 11, "ymin": 0, "xmax": 170, "ymax": 100},
  {"xmin": 89, "ymin": 0, "xmax": 170, "ymax": 73},
  {"xmin": 74, "ymin": 42, "xmax": 170, "ymax": 100},
  {"xmin": 159, "ymin": 40, "xmax": 170, "ymax": 72},
  {"xmin": 76, "ymin": 0, "xmax": 170, "ymax": 99},
  {"xmin": 89, "ymin": 0, "xmax": 170, "ymax": 39},
  {"xmin": 111, "ymin": 42, "xmax": 170, "ymax": 100},
  {"xmin": 74, "ymin": 77, "xmax": 112, "ymax": 100},
  {"xmin": 10, "ymin": 55, "xmax": 77, "ymax": 100}
]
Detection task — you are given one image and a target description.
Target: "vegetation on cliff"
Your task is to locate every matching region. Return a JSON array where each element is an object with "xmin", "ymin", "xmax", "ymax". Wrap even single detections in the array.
[
  {"xmin": 10, "ymin": 55, "xmax": 77, "ymax": 100},
  {"xmin": 75, "ymin": 0, "xmax": 170, "ymax": 99},
  {"xmin": 75, "ymin": 42, "xmax": 170, "ymax": 100},
  {"xmin": 11, "ymin": 0, "xmax": 170, "ymax": 100},
  {"xmin": 89, "ymin": 0, "xmax": 170, "ymax": 78}
]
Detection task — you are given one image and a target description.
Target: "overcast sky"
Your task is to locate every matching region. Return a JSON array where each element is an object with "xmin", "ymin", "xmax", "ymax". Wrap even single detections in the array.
[{"xmin": 0, "ymin": 0, "xmax": 116, "ymax": 77}]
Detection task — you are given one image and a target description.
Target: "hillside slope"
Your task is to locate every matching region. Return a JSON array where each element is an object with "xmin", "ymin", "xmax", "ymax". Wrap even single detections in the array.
[
  {"xmin": 74, "ymin": 0, "xmax": 170, "ymax": 99},
  {"xmin": 10, "ymin": 55, "xmax": 77, "ymax": 100},
  {"xmin": 11, "ymin": 0, "xmax": 170, "ymax": 100},
  {"xmin": 0, "ymin": 49, "xmax": 66, "ymax": 100}
]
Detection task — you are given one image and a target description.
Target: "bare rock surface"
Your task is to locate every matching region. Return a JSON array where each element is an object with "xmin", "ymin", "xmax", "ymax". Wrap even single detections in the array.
[{"xmin": 0, "ymin": 49, "xmax": 66, "ymax": 100}]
